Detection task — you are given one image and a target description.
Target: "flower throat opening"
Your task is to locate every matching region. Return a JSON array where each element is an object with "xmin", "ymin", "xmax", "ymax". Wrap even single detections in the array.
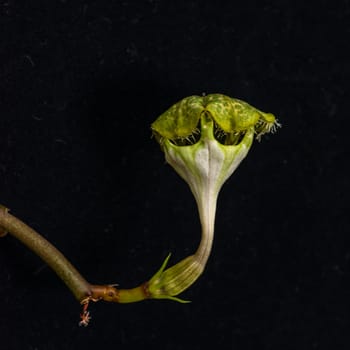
[{"xmin": 169, "ymin": 118, "xmax": 246, "ymax": 147}]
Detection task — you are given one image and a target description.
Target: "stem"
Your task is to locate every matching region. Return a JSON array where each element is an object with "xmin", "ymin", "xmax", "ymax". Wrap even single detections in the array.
[
  {"xmin": 0, "ymin": 208, "xmax": 91, "ymax": 301},
  {"xmin": 0, "ymin": 206, "xmax": 153, "ymax": 307}
]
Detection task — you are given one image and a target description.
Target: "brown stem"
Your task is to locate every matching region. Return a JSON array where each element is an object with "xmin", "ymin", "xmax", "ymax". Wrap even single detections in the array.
[
  {"xmin": 0, "ymin": 206, "xmax": 151, "ymax": 306},
  {"xmin": 0, "ymin": 205, "xmax": 9, "ymax": 237},
  {"xmin": 0, "ymin": 207, "xmax": 92, "ymax": 301},
  {"xmin": 88, "ymin": 283, "xmax": 149, "ymax": 304}
]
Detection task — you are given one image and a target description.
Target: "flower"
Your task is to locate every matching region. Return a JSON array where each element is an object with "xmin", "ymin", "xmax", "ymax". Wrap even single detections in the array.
[{"xmin": 147, "ymin": 94, "xmax": 279, "ymax": 301}]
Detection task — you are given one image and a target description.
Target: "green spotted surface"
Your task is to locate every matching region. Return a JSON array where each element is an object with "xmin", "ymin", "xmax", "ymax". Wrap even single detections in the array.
[{"xmin": 151, "ymin": 93, "xmax": 279, "ymax": 144}]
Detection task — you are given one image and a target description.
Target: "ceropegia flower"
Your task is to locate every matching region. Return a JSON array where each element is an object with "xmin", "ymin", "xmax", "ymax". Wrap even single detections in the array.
[{"xmin": 147, "ymin": 93, "xmax": 280, "ymax": 302}]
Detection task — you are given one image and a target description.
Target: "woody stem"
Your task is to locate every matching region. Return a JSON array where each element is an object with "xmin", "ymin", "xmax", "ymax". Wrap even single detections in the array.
[
  {"xmin": 0, "ymin": 207, "xmax": 154, "ymax": 305},
  {"xmin": 0, "ymin": 207, "xmax": 92, "ymax": 301}
]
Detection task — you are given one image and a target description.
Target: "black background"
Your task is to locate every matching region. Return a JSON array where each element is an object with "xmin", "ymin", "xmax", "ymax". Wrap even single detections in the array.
[{"xmin": 1, "ymin": 1, "xmax": 349, "ymax": 349}]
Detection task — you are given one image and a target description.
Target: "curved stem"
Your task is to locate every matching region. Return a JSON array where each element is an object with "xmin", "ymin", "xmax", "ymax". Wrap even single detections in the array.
[
  {"xmin": 0, "ymin": 206, "xmax": 155, "ymax": 310},
  {"xmin": 0, "ymin": 208, "xmax": 91, "ymax": 301}
]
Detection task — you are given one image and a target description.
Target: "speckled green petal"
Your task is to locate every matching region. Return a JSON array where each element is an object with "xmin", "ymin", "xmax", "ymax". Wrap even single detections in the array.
[
  {"xmin": 151, "ymin": 95, "xmax": 203, "ymax": 140},
  {"xmin": 205, "ymin": 95, "xmax": 262, "ymax": 133}
]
